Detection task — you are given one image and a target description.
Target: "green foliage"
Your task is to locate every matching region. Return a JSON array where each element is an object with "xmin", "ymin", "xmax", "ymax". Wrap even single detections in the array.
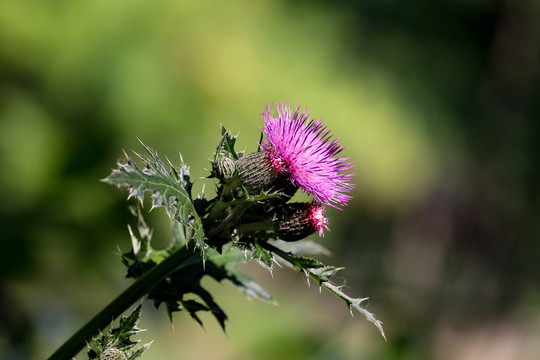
[
  {"xmin": 103, "ymin": 140, "xmax": 206, "ymax": 255},
  {"xmin": 249, "ymin": 240, "xmax": 275, "ymax": 269},
  {"xmin": 88, "ymin": 305, "xmax": 151, "ymax": 360},
  {"xmin": 211, "ymin": 126, "xmax": 242, "ymax": 181},
  {"xmin": 122, "ymin": 207, "xmax": 272, "ymax": 330},
  {"xmin": 148, "ymin": 244, "xmax": 274, "ymax": 330},
  {"xmin": 263, "ymin": 241, "xmax": 386, "ymax": 340},
  {"xmin": 105, "ymin": 125, "xmax": 384, "ymax": 341},
  {"xmin": 214, "ymin": 125, "xmax": 241, "ymax": 162}
]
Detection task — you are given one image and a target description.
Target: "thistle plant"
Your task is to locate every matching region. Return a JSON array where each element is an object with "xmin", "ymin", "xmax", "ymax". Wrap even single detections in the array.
[
  {"xmin": 86, "ymin": 306, "xmax": 150, "ymax": 360},
  {"xmin": 47, "ymin": 101, "xmax": 384, "ymax": 360}
]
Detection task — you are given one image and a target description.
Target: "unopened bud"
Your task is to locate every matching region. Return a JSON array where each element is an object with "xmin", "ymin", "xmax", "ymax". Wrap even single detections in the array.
[
  {"xmin": 213, "ymin": 154, "xmax": 236, "ymax": 179},
  {"xmin": 100, "ymin": 348, "xmax": 127, "ymax": 360},
  {"xmin": 236, "ymin": 152, "xmax": 297, "ymax": 196},
  {"xmin": 274, "ymin": 202, "xmax": 328, "ymax": 241}
]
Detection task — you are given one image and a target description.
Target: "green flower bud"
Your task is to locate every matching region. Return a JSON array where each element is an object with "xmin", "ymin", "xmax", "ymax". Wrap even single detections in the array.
[
  {"xmin": 213, "ymin": 154, "xmax": 236, "ymax": 179},
  {"xmin": 236, "ymin": 152, "xmax": 297, "ymax": 196},
  {"xmin": 100, "ymin": 348, "xmax": 127, "ymax": 360}
]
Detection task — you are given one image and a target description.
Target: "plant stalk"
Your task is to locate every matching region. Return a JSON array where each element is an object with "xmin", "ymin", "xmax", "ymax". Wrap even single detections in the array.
[
  {"xmin": 207, "ymin": 201, "xmax": 253, "ymax": 238},
  {"xmin": 47, "ymin": 244, "xmax": 199, "ymax": 360},
  {"xmin": 234, "ymin": 220, "xmax": 274, "ymax": 234}
]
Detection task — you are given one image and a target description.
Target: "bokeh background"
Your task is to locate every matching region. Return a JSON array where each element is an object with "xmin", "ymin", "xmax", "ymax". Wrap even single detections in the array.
[{"xmin": 1, "ymin": 0, "xmax": 539, "ymax": 359}]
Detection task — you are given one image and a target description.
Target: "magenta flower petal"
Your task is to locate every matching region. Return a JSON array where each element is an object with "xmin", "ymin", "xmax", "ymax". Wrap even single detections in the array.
[{"xmin": 261, "ymin": 102, "xmax": 354, "ymax": 209}]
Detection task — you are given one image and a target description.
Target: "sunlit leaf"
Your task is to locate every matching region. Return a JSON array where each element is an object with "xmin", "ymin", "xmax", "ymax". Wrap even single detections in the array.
[
  {"xmin": 104, "ymin": 141, "xmax": 206, "ymax": 255},
  {"xmin": 214, "ymin": 125, "xmax": 240, "ymax": 161}
]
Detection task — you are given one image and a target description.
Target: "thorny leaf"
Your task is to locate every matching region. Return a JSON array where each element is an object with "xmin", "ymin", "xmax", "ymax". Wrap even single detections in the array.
[
  {"xmin": 214, "ymin": 125, "xmax": 240, "ymax": 161},
  {"xmin": 88, "ymin": 305, "xmax": 150, "ymax": 360},
  {"xmin": 104, "ymin": 141, "xmax": 206, "ymax": 257},
  {"xmin": 263, "ymin": 241, "xmax": 386, "ymax": 339},
  {"xmin": 123, "ymin": 211, "xmax": 272, "ymax": 331},
  {"xmin": 107, "ymin": 134, "xmax": 385, "ymax": 341}
]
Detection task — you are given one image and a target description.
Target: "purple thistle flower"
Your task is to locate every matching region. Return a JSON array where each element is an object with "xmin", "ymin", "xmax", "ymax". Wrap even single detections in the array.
[{"xmin": 261, "ymin": 102, "xmax": 354, "ymax": 209}]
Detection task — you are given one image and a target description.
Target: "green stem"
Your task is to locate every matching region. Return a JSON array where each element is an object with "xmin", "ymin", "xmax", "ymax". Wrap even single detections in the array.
[
  {"xmin": 47, "ymin": 244, "xmax": 199, "ymax": 360},
  {"xmin": 205, "ymin": 177, "xmax": 242, "ymax": 225},
  {"xmin": 235, "ymin": 220, "xmax": 274, "ymax": 234},
  {"xmin": 207, "ymin": 201, "xmax": 253, "ymax": 238}
]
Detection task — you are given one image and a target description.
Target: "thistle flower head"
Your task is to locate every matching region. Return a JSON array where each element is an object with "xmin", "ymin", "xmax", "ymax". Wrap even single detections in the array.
[
  {"xmin": 100, "ymin": 348, "xmax": 127, "ymax": 360},
  {"xmin": 275, "ymin": 202, "xmax": 329, "ymax": 241},
  {"xmin": 261, "ymin": 102, "xmax": 354, "ymax": 208}
]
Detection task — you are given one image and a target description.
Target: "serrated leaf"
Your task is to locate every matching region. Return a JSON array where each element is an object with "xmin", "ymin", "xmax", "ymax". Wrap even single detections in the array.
[
  {"xmin": 104, "ymin": 141, "xmax": 206, "ymax": 255},
  {"xmin": 127, "ymin": 342, "xmax": 152, "ymax": 360},
  {"xmin": 179, "ymin": 299, "xmax": 210, "ymax": 327},
  {"xmin": 275, "ymin": 252, "xmax": 325, "ymax": 271},
  {"xmin": 309, "ymin": 266, "xmax": 343, "ymax": 280},
  {"xmin": 260, "ymin": 241, "xmax": 385, "ymax": 339},
  {"xmin": 206, "ymin": 244, "xmax": 273, "ymax": 302},
  {"xmin": 214, "ymin": 125, "xmax": 240, "ymax": 161},
  {"xmin": 143, "ymin": 244, "xmax": 272, "ymax": 330},
  {"xmin": 323, "ymin": 282, "xmax": 386, "ymax": 340},
  {"xmin": 118, "ymin": 305, "xmax": 142, "ymax": 339},
  {"xmin": 127, "ymin": 206, "xmax": 152, "ymax": 258},
  {"xmin": 180, "ymin": 299, "xmax": 210, "ymax": 313},
  {"xmin": 163, "ymin": 262, "xmax": 229, "ymax": 330},
  {"xmin": 170, "ymin": 218, "xmax": 188, "ymax": 252},
  {"xmin": 88, "ymin": 306, "xmax": 150, "ymax": 360},
  {"xmin": 249, "ymin": 241, "xmax": 274, "ymax": 269},
  {"xmin": 269, "ymin": 239, "xmax": 331, "ymax": 256}
]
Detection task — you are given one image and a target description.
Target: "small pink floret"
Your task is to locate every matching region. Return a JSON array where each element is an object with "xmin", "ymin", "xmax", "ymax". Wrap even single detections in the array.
[{"xmin": 308, "ymin": 203, "xmax": 329, "ymax": 236}]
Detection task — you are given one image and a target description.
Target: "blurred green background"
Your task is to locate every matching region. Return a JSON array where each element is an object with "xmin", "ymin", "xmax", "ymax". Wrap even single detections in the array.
[{"xmin": 1, "ymin": 0, "xmax": 539, "ymax": 359}]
